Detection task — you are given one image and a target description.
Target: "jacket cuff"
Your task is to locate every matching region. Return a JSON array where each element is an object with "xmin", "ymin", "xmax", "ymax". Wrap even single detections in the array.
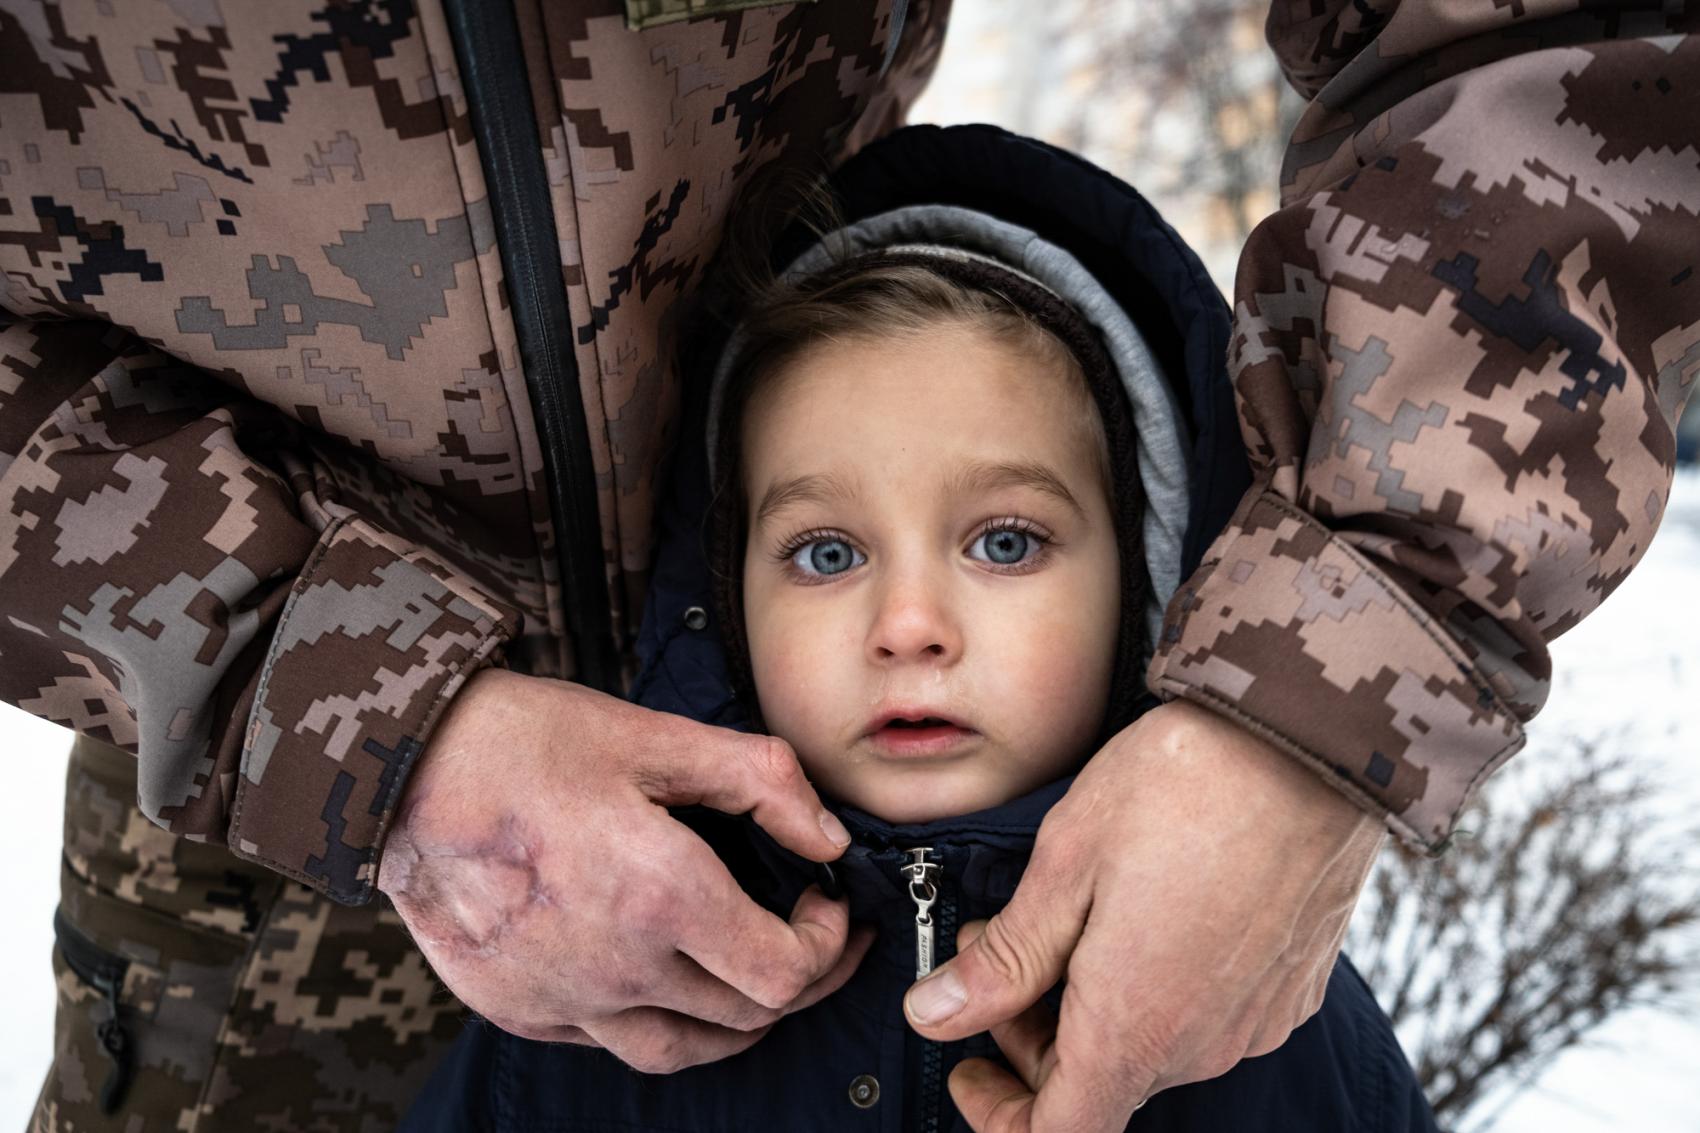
[
  {"xmin": 1147, "ymin": 488, "xmax": 1524, "ymax": 852},
  {"xmin": 230, "ymin": 514, "xmax": 520, "ymax": 904}
]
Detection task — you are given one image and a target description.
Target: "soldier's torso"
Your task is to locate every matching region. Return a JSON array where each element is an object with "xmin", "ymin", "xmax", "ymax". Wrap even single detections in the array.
[
  {"xmin": 1, "ymin": 0, "xmax": 948, "ymax": 677},
  {"xmin": 8, "ymin": 2, "xmax": 948, "ymax": 1128}
]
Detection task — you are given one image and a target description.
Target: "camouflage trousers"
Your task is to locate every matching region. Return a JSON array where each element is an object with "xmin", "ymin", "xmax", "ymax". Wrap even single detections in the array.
[{"xmin": 30, "ymin": 734, "xmax": 465, "ymax": 1132}]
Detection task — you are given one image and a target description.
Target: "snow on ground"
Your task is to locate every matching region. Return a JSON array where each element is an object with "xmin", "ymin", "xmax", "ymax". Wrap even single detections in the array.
[
  {"xmin": 1473, "ymin": 468, "xmax": 1700, "ymax": 1133},
  {"xmin": 3, "ymin": 476, "xmax": 1697, "ymax": 1127},
  {"xmin": 1, "ymin": 705, "xmax": 69, "ymax": 1122}
]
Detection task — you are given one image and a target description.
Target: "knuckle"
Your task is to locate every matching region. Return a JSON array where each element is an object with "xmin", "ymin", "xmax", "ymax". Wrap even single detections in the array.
[
  {"xmin": 747, "ymin": 735, "xmax": 802, "ymax": 791},
  {"xmin": 975, "ymin": 916, "xmax": 1040, "ymax": 989},
  {"xmin": 729, "ymin": 1000, "xmax": 784, "ymax": 1032},
  {"xmin": 620, "ymin": 1031, "xmax": 688, "ymax": 1076},
  {"xmin": 1246, "ymin": 1030, "xmax": 1284, "ymax": 1061},
  {"xmin": 1199, "ymin": 1039, "xmax": 1245, "ymax": 1084},
  {"xmin": 752, "ymin": 953, "xmax": 813, "ymax": 1010}
]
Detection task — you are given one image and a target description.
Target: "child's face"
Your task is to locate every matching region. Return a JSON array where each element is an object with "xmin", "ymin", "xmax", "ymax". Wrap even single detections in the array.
[{"xmin": 740, "ymin": 321, "xmax": 1121, "ymax": 823}]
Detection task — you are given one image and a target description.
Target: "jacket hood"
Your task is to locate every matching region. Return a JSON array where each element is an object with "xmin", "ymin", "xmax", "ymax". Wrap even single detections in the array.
[
  {"xmin": 708, "ymin": 204, "xmax": 1191, "ymax": 662},
  {"xmin": 646, "ymin": 123, "xmax": 1249, "ymax": 932}
]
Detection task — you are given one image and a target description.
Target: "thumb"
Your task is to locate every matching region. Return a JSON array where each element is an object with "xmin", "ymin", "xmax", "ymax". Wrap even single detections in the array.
[{"xmin": 904, "ymin": 876, "xmax": 1086, "ymax": 1042}]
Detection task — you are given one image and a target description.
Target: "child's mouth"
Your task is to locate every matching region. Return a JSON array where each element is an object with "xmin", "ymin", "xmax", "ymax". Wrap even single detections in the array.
[{"xmin": 867, "ymin": 714, "xmax": 977, "ymax": 758}]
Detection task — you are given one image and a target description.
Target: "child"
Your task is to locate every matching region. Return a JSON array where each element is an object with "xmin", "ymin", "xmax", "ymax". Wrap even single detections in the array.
[{"xmin": 401, "ymin": 125, "xmax": 1437, "ymax": 1133}]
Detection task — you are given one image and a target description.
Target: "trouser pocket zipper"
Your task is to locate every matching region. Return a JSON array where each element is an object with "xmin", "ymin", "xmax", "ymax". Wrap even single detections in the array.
[{"xmin": 53, "ymin": 907, "xmax": 135, "ymax": 1114}]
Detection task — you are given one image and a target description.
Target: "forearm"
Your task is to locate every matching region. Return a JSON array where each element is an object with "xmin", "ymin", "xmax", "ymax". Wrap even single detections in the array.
[
  {"xmin": 0, "ymin": 318, "xmax": 520, "ymax": 900},
  {"xmin": 1152, "ymin": 7, "xmax": 1700, "ymax": 848}
]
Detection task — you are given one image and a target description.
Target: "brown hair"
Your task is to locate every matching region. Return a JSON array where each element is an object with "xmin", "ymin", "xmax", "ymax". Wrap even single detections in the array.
[{"xmin": 727, "ymin": 259, "xmax": 1112, "ymax": 492}]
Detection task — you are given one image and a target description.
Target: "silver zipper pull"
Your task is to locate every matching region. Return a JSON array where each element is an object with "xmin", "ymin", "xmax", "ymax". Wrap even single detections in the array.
[{"xmin": 900, "ymin": 846, "xmax": 941, "ymax": 980}]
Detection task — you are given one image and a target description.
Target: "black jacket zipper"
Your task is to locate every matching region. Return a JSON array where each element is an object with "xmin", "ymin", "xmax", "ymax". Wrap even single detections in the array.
[
  {"xmin": 902, "ymin": 848, "xmax": 958, "ymax": 1133},
  {"xmin": 442, "ymin": 0, "xmax": 620, "ymax": 694},
  {"xmin": 52, "ymin": 908, "xmax": 134, "ymax": 1115}
]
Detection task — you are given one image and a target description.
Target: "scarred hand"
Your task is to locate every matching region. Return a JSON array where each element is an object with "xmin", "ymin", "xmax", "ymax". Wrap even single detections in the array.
[
  {"xmin": 902, "ymin": 699, "xmax": 1386, "ymax": 1131},
  {"xmin": 377, "ymin": 667, "xmax": 873, "ymax": 1073}
]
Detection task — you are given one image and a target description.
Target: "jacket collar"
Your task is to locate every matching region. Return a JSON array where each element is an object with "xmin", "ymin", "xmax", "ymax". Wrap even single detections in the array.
[{"xmin": 736, "ymin": 773, "xmax": 1078, "ymax": 972}]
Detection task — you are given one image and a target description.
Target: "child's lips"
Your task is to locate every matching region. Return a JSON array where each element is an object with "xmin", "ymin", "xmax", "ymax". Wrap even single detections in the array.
[{"xmin": 864, "ymin": 713, "xmax": 978, "ymax": 759}]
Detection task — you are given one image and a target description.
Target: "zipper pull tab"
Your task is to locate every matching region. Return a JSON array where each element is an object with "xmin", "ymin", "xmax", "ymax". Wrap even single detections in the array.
[
  {"xmin": 900, "ymin": 847, "xmax": 942, "ymax": 980},
  {"xmin": 91, "ymin": 974, "xmax": 132, "ymax": 1114}
]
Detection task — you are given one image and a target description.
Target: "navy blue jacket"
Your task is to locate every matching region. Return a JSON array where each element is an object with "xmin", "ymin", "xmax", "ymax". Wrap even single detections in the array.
[{"xmin": 401, "ymin": 125, "xmax": 1440, "ymax": 1133}]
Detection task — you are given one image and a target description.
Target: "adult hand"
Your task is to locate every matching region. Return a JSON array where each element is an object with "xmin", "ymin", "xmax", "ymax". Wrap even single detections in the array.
[
  {"xmin": 378, "ymin": 666, "xmax": 872, "ymax": 1074},
  {"xmin": 902, "ymin": 699, "xmax": 1386, "ymax": 1131}
]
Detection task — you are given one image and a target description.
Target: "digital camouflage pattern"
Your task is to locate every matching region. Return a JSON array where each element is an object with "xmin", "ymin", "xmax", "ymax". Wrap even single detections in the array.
[
  {"xmin": 1150, "ymin": 3, "xmax": 1700, "ymax": 848},
  {"xmin": 0, "ymin": 0, "xmax": 948, "ymax": 904},
  {"xmin": 2, "ymin": 0, "xmax": 1695, "ymax": 1125},
  {"xmin": 623, "ymin": 0, "xmax": 820, "ymax": 31},
  {"xmin": 35, "ymin": 733, "xmax": 462, "ymax": 1132}
]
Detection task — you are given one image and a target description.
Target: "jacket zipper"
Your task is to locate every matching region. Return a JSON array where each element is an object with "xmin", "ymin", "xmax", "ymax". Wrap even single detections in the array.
[
  {"xmin": 52, "ymin": 908, "xmax": 134, "ymax": 1115},
  {"xmin": 902, "ymin": 847, "xmax": 957, "ymax": 1133},
  {"xmin": 442, "ymin": 0, "xmax": 620, "ymax": 693},
  {"xmin": 901, "ymin": 846, "xmax": 940, "ymax": 979}
]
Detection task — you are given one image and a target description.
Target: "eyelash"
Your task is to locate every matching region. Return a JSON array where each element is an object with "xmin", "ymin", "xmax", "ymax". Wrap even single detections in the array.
[{"xmin": 769, "ymin": 517, "xmax": 1057, "ymax": 582}]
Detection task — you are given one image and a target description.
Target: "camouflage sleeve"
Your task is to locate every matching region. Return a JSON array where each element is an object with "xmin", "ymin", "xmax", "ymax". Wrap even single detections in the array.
[
  {"xmin": 1148, "ymin": 5, "xmax": 1699, "ymax": 851},
  {"xmin": 0, "ymin": 316, "xmax": 521, "ymax": 903}
]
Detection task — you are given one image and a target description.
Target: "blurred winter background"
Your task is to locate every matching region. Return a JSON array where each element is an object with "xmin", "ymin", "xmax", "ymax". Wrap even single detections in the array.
[{"xmin": 4, "ymin": 1, "xmax": 1696, "ymax": 1128}]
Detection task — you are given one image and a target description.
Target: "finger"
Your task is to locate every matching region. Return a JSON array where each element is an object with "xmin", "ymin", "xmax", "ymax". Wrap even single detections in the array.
[
  {"xmin": 586, "ymin": 1007, "xmax": 775, "ymax": 1076},
  {"xmin": 783, "ymin": 921, "xmax": 878, "ymax": 1014},
  {"xmin": 948, "ymin": 1057, "xmax": 1036, "ymax": 1133},
  {"xmin": 648, "ymin": 920, "xmax": 877, "ymax": 1031},
  {"xmin": 903, "ymin": 854, "xmax": 1089, "ymax": 1040},
  {"xmin": 666, "ymin": 825, "xmax": 854, "ymax": 1009},
  {"xmin": 481, "ymin": 1016, "xmax": 599, "ymax": 1046},
  {"xmin": 1029, "ymin": 983, "xmax": 1150, "ymax": 1133},
  {"xmin": 987, "ymin": 1000, "xmax": 1060, "ymax": 1093},
  {"xmin": 954, "ymin": 920, "xmax": 1061, "ymax": 1093},
  {"xmin": 637, "ymin": 723, "xmax": 850, "ymax": 862}
]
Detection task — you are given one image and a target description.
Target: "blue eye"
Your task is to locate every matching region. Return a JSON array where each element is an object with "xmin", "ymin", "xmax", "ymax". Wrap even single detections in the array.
[
  {"xmin": 970, "ymin": 528, "xmax": 1038, "ymax": 566},
  {"xmin": 791, "ymin": 537, "xmax": 864, "ymax": 577}
]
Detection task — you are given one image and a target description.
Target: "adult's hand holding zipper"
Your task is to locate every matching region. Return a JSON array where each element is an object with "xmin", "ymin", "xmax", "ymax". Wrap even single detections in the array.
[
  {"xmin": 376, "ymin": 667, "xmax": 874, "ymax": 1073},
  {"xmin": 904, "ymin": 699, "xmax": 1386, "ymax": 1131}
]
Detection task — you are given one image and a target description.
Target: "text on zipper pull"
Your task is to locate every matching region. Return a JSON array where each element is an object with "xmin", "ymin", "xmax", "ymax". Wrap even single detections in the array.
[{"xmin": 901, "ymin": 847, "xmax": 941, "ymax": 980}]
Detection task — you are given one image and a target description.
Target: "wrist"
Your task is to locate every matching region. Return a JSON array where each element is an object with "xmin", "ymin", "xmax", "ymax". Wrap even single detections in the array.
[
  {"xmin": 378, "ymin": 664, "xmax": 510, "ymax": 895},
  {"xmin": 1146, "ymin": 699, "xmax": 1383, "ymax": 856}
]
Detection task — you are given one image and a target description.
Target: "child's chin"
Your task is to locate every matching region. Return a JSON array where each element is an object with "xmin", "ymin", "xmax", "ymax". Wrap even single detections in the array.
[{"xmin": 845, "ymin": 777, "xmax": 1006, "ymax": 826}]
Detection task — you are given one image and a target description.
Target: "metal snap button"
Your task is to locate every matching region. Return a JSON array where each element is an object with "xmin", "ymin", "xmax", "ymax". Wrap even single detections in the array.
[
  {"xmin": 848, "ymin": 1074, "xmax": 880, "ymax": 1108},
  {"xmin": 682, "ymin": 605, "xmax": 708, "ymax": 631}
]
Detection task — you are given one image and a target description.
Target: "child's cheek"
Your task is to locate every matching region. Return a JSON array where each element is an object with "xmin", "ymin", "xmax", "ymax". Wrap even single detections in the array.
[
  {"xmin": 747, "ymin": 596, "xmax": 863, "ymax": 769},
  {"xmin": 983, "ymin": 588, "xmax": 1117, "ymax": 760}
]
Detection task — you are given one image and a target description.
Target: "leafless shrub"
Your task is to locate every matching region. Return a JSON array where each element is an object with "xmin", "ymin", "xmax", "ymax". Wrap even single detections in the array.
[
  {"xmin": 1346, "ymin": 733, "xmax": 1700, "ymax": 1130},
  {"xmin": 1071, "ymin": 0, "xmax": 1290, "ymax": 245}
]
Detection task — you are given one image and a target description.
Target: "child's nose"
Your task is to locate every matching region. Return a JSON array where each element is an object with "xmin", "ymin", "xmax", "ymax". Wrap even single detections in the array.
[{"xmin": 866, "ymin": 570, "xmax": 962, "ymax": 665}]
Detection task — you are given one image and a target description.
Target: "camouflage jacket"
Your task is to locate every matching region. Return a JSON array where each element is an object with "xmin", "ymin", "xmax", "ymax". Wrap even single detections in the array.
[{"xmin": 1, "ymin": 0, "xmax": 1694, "ymax": 904}]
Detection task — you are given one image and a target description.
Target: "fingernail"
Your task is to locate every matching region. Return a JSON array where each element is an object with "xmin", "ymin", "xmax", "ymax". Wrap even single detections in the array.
[
  {"xmin": 819, "ymin": 809, "xmax": 851, "ymax": 849},
  {"xmin": 906, "ymin": 969, "xmax": 967, "ymax": 1025}
]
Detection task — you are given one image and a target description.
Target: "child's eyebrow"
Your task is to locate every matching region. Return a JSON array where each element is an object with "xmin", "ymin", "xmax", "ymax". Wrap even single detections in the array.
[
  {"xmin": 754, "ymin": 470, "xmax": 861, "ymax": 526},
  {"xmin": 949, "ymin": 459, "xmax": 1087, "ymax": 520},
  {"xmin": 754, "ymin": 461, "xmax": 1085, "ymax": 525}
]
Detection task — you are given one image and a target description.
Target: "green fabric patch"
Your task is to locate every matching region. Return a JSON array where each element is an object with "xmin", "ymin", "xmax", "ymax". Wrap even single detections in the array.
[{"xmin": 624, "ymin": 0, "xmax": 816, "ymax": 30}]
